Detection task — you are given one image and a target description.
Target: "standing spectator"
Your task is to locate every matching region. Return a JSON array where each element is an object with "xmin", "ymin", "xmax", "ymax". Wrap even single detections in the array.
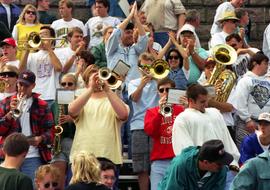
[
  {"xmin": 142, "ymin": 0, "xmax": 186, "ymax": 47},
  {"xmin": 179, "ymin": 9, "xmax": 201, "ymax": 48},
  {"xmin": 128, "ymin": 53, "xmax": 159, "ymax": 190},
  {"xmin": 19, "ymin": 26, "xmax": 62, "ymax": 109},
  {"xmin": 51, "ymin": 0, "xmax": 87, "ymax": 47},
  {"xmin": 0, "ymin": 133, "xmax": 33, "ymax": 190},
  {"xmin": 35, "ymin": 165, "xmax": 61, "ymax": 190},
  {"xmin": 36, "ymin": 0, "xmax": 56, "ymax": 24},
  {"xmin": 231, "ymin": 149, "xmax": 270, "ymax": 190},
  {"xmin": 210, "ymin": 11, "xmax": 239, "ymax": 48},
  {"xmin": 159, "ymin": 139, "xmax": 233, "ymax": 190},
  {"xmin": 0, "ymin": 70, "xmax": 54, "ymax": 182},
  {"xmin": 66, "ymin": 152, "xmax": 110, "ymax": 190},
  {"xmin": 0, "ymin": 0, "xmax": 20, "ymax": 33},
  {"xmin": 239, "ymin": 112, "xmax": 270, "ymax": 165},
  {"xmin": 144, "ymin": 78, "xmax": 185, "ymax": 190},
  {"xmin": 106, "ymin": 1, "xmax": 148, "ymax": 86},
  {"xmin": 56, "ymin": 27, "xmax": 86, "ymax": 74},
  {"xmin": 12, "ymin": 4, "xmax": 42, "ymax": 60},
  {"xmin": 0, "ymin": 38, "xmax": 19, "ymax": 68},
  {"xmin": 0, "ymin": 65, "xmax": 18, "ymax": 100},
  {"xmin": 210, "ymin": 0, "xmax": 244, "ymax": 36},
  {"xmin": 232, "ymin": 53, "xmax": 270, "ymax": 148},
  {"xmin": 85, "ymin": 0, "xmax": 120, "ymax": 49},
  {"xmin": 68, "ymin": 65, "xmax": 129, "ymax": 176},
  {"xmin": 91, "ymin": 26, "xmax": 113, "ymax": 68},
  {"xmin": 178, "ymin": 25, "xmax": 208, "ymax": 85}
]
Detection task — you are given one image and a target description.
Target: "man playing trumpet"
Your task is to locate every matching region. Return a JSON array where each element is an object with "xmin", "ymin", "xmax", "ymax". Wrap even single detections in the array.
[{"xmin": 0, "ymin": 70, "xmax": 54, "ymax": 183}]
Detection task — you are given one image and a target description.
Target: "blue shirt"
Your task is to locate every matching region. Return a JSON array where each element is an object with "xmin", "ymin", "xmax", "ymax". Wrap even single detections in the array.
[
  {"xmin": 168, "ymin": 67, "xmax": 188, "ymax": 90},
  {"xmin": 128, "ymin": 79, "xmax": 159, "ymax": 130},
  {"xmin": 106, "ymin": 28, "xmax": 148, "ymax": 91}
]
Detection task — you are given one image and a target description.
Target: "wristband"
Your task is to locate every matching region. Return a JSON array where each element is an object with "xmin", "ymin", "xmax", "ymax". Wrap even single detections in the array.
[{"xmin": 191, "ymin": 51, "xmax": 196, "ymax": 55}]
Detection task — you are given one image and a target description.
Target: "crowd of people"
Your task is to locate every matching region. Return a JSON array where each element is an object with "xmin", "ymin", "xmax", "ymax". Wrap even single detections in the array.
[{"xmin": 0, "ymin": 0, "xmax": 270, "ymax": 190}]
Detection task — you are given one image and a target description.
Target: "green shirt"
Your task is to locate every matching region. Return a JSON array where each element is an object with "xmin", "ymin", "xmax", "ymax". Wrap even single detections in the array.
[
  {"xmin": 91, "ymin": 42, "xmax": 107, "ymax": 68},
  {"xmin": 0, "ymin": 166, "xmax": 33, "ymax": 190}
]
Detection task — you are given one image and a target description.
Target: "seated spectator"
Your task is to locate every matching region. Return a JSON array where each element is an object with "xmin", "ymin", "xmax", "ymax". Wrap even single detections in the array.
[
  {"xmin": 239, "ymin": 112, "xmax": 270, "ymax": 165},
  {"xmin": 0, "ymin": 133, "xmax": 33, "ymax": 190},
  {"xmin": 197, "ymin": 57, "xmax": 216, "ymax": 85},
  {"xmin": 159, "ymin": 139, "xmax": 233, "ymax": 190},
  {"xmin": 66, "ymin": 151, "xmax": 110, "ymax": 190},
  {"xmin": 97, "ymin": 157, "xmax": 117, "ymax": 190},
  {"xmin": 0, "ymin": 65, "xmax": 18, "ymax": 100},
  {"xmin": 231, "ymin": 149, "xmax": 270, "ymax": 190},
  {"xmin": 34, "ymin": 164, "xmax": 61, "ymax": 190},
  {"xmin": 0, "ymin": 38, "xmax": 19, "ymax": 68}
]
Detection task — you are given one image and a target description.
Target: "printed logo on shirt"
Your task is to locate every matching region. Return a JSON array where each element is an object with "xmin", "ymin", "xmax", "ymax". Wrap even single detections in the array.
[
  {"xmin": 232, "ymin": 54, "xmax": 249, "ymax": 80},
  {"xmin": 251, "ymin": 79, "xmax": 270, "ymax": 109},
  {"xmin": 37, "ymin": 60, "xmax": 53, "ymax": 78}
]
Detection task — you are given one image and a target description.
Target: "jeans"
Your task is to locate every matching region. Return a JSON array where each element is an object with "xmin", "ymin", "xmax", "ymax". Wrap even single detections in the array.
[
  {"xmin": 20, "ymin": 157, "xmax": 43, "ymax": 185},
  {"xmin": 151, "ymin": 159, "xmax": 171, "ymax": 190}
]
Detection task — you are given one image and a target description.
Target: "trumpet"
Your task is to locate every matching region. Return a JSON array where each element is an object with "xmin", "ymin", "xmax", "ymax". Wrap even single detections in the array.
[
  {"xmin": 160, "ymin": 103, "xmax": 173, "ymax": 124},
  {"xmin": 18, "ymin": 32, "xmax": 67, "ymax": 50},
  {"xmin": 12, "ymin": 95, "xmax": 27, "ymax": 119},
  {"xmin": 98, "ymin": 67, "xmax": 122, "ymax": 90}
]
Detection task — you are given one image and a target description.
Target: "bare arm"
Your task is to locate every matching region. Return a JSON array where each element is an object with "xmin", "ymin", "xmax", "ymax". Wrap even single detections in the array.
[
  {"xmin": 178, "ymin": 13, "xmax": 186, "ymax": 29},
  {"xmin": 48, "ymin": 48, "xmax": 62, "ymax": 72},
  {"xmin": 208, "ymin": 99, "xmax": 234, "ymax": 113},
  {"xmin": 157, "ymin": 38, "xmax": 172, "ymax": 59},
  {"xmin": 19, "ymin": 49, "xmax": 30, "ymax": 72}
]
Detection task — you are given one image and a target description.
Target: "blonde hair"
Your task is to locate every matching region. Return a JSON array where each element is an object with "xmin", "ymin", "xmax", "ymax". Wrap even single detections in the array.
[
  {"xmin": 70, "ymin": 151, "xmax": 101, "ymax": 184},
  {"xmin": 60, "ymin": 73, "xmax": 77, "ymax": 85},
  {"xmin": 35, "ymin": 164, "xmax": 60, "ymax": 182},
  {"xmin": 0, "ymin": 65, "xmax": 19, "ymax": 75},
  {"xmin": 17, "ymin": 4, "xmax": 39, "ymax": 24}
]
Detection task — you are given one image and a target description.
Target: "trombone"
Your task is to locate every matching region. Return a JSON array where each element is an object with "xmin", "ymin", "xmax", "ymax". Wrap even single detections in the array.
[
  {"xmin": 18, "ymin": 32, "xmax": 67, "ymax": 50},
  {"xmin": 139, "ymin": 59, "xmax": 170, "ymax": 79}
]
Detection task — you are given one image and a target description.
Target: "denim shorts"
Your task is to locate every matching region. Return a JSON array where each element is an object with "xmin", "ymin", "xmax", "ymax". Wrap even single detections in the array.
[
  {"xmin": 51, "ymin": 137, "xmax": 73, "ymax": 163},
  {"xmin": 131, "ymin": 130, "xmax": 151, "ymax": 173}
]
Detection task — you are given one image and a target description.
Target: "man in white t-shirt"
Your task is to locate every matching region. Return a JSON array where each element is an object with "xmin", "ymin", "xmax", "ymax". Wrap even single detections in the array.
[
  {"xmin": 210, "ymin": 11, "xmax": 239, "ymax": 49},
  {"xmin": 85, "ymin": 0, "xmax": 120, "ymax": 49},
  {"xmin": 56, "ymin": 27, "xmax": 85, "ymax": 74},
  {"xmin": 19, "ymin": 26, "xmax": 62, "ymax": 107},
  {"xmin": 0, "ymin": 38, "xmax": 19, "ymax": 68},
  {"xmin": 210, "ymin": 0, "xmax": 244, "ymax": 36},
  {"xmin": 51, "ymin": 0, "xmax": 87, "ymax": 47}
]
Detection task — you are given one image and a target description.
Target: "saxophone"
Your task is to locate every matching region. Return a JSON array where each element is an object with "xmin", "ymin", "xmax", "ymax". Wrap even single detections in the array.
[{"xmin": 52, "ymin": 104, "xmax": 64, "ymax": 155}]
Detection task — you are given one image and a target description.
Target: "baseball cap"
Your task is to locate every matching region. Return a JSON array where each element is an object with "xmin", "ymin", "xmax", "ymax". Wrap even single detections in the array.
[
  {"xmin": 258, "ymin": 112, "xmax": 270, "ymax": 123},
  {"xmin": 17, "ymin": 70, "xmax": 36, "ymax": 86},
  {"xmin": 0, "ymin": 38, "xmax": 17, "ymax": 48},
  {"xmin": 198, "ymin": 139, "xmax": 233, "ymax": 166},
  {"xmin": 179, "ymin": 24, "xmax": 195, "ymax": 35}
]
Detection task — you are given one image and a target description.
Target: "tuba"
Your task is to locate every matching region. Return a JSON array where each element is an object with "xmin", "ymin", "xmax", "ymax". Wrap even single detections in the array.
[
  {"xmin": 98, "ymin": 67, "xmax": 122, "ymax": 90},
  {"xmin": 207, "ymin": 44, "xmax": 237, "ymax": 102},
  {"xmin": 149, "ymin": 59, "xmax": 170, "ymax": 79}
]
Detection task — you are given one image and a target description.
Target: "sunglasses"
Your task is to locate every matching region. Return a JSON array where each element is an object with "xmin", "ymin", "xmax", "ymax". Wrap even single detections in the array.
[
  {"xmin": 44, "ymin": 182, "xmax": 58, "ymax": 188},
  {"xmin": 26, "ymin": 10, "xmax": 36, "ymax": 15},
  {"xmin": 0, "ymin": 72, "xmax": 18, "ymax": 78},
  {"xmin": 158, "ymin": 88, "xmax": 169, "ymax": 93},
  {"xmin": 61, "ymin": 82, "xmax": 74, "ymax": 87},
  {"xmin": 168, "ymin": 55, "xmax": 179, "ymax": 60}
]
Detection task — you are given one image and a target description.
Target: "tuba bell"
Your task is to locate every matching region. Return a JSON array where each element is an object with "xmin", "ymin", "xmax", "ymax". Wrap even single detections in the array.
[
  {"xmin": 207, "ymin": 44, "xmax": 237, "ymax": 102},
  {"xmin": 149, "ymin": 59, "xmax": 170, "ymax": 79}
]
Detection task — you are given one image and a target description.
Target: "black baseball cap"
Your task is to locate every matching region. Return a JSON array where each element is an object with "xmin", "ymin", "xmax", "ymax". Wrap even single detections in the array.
[
  {"xmin": 17, "ymin": 70, "xmax": 36, "ymax": 86},
  {"xmin": 198, "ymin": 139, "xmax": 233, "ymax": 166}
]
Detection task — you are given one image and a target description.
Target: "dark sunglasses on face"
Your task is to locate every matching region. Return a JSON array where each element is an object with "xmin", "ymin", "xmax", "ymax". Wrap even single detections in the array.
[
  {"xmin": 158, "ymin": 88, "xmax": 169, "ymax": 93},
  {"xmin": 168, "ymin": 55, "xmax": 179, "ymax": 60},
  {"xmin": 26, "ymin": 10, "xmax": 36, "ymax": 15},
  {"xmin": 61, "ymin": 82, "xmax": 74, "ymax": 87},
  {"xmin": 44, "ymin": 182, "xmax": 58, "ymax": 188},
  {"xmin": 0, "ymin": 72, "xmax": 18, "ymax": 78}
]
